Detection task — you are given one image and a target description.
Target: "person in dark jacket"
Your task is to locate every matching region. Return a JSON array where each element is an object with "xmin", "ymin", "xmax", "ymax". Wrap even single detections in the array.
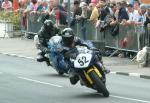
[
  {"xmin": 118, "ymin": 1, "xmax": 129, "ymax": 22},
  {"xmin": 144, "ymin": 9, "xmax": 150, "ymax": 46},
  {"xmin": 70, "ymin": 0, "xmax": 82, "ymax": 26},
  {"xmin": 144, "ymin": 9, "xmax": 150, "ymax": 27},
  {"xmin": 36, "ymin": 14, "xmax": 60, "ymax": 65}
]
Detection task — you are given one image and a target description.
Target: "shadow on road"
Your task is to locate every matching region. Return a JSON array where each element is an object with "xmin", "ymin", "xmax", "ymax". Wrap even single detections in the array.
[
  {"xmin": 39, "ymin": 73, "xmax": 68, "ymax": 78},
  {"xmin": 71, "ymin": 92, "xmax": 106, "ymax": 99}
]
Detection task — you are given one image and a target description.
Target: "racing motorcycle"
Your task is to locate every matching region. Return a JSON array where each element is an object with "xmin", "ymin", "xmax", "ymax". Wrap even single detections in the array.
[
  {"xmin": 66, "ymin": 45, "xmax": 109, "ymax": 97},
  {"xmin": 47, "ymin": 35, "xmax": 69, "ymax": 75}
]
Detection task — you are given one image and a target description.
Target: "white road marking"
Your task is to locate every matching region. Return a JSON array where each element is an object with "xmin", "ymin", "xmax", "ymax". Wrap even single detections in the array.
[
  {"xmin": 110, "ymin": 95, "xmax": 150, "ymax": 103},
  {"xmin": 18, "ymin": 77, "xmax": 63, "ymax": 88},
  {"xmin": 110, "ymin": 72, "xmax": 117, "ymax": 74},
  {"xmin": 84, "ymin": 91, "xmax": 150, "ymax": 103},
  {"xmin": 10, "ymin": 54, "xmax": 35, "ymax": 60},
  {"xmin": 0, "ymin": 53, "xmax": 35, "ymax": 60}
]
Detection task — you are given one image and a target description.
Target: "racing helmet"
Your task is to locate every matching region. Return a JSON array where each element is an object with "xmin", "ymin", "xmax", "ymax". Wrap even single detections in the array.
[
  {"xmin": 61, "ymin": 28, "xmax": 74, "ymax": 46},
  {"xmin": 44, "ymin": 19, "xmax": 54, "ymax": 29}
]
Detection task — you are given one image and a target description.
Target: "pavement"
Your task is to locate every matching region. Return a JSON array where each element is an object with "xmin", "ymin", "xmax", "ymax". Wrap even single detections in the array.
[{"xmin": 0, "ymin": 37, "xmax": 150, "ymax": 80}]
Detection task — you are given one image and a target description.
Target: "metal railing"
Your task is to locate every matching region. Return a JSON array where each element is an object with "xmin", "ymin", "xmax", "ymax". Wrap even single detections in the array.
[
  {"xmin": 20, "ymin": 13, "xmax": 150, "ymax": 52},
  {"xmin": 72, "ymin": 20, "xmax": 150, "ymax": 52}
]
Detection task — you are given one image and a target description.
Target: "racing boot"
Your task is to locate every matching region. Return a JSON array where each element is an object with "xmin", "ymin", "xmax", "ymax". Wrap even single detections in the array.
[
  {"xmin": 104, "ymin": 68, "xmax": 110, "ymax": 74},
  {"xmin": 69, "ymin": 70, "xmax": 79, "ymax": 85},
  {"xmin": 98, "ymin": 57, "xmax": 110, "ymax": 74},
  {"xmin": 97, "ymin": 62, "xmax": 110, "ymax": 74},
  {"xmin": 36, "ymin": 51, "xmax": 45, "ymax": 62}
]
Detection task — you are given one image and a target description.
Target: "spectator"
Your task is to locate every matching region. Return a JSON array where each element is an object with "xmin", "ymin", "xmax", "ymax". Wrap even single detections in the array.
[
  {"xmin": 133, "ymin": 0, "xmax": 140, "ymax": 10},
  {"xmin": 78, "ymin": 2, "xmax": 91, "ymax": 40},
  {"xmin": 37, "ymin": 0, "xmax": 43, "ymax": 12},
  {"xmin": 90, "ymin": 1, "xmax": 104, "ymax": 24},
  {"xmin": 70, "ymin": 0, "xmax": 82, "ymax": 26},
  {"xmin": 20, "ymin": 0, "xmax": 31, "ymax": 30},
  {"xmin": 97, "ymin": 3, "xmax": 119, "ymax": 34},
  {"xmin": 109, "ymin": 3, "xmax": 117, "ymax": 16},
  {"xmin": 88, "ymin": 3, "xmax": 95, "ymax": 17},
  {"xmin": 1, "ymin": 0, "xmax": 12, "ymax": 11},
  {"xmin": 145, "ymin": 9, "xmax": 150, "ymax": 46},
  {"xmin": 94, "ymin": 1, "xmax": 109, "ymax": 29},
  {"xmin": 99, "ymin": 2, "xmax": 109, "ymax": 21},
  {"xmin": 109, "ymin": 3, "xmax": 119, "ymax": 36},
  {"xmin": 117, "ymin": 1, "xmax": 129, "ymax": 23},
  {"xmin": 125, "ymin": 4, "xmax": 140, "ymax": 25},
  {"xmin": 62, "ymin": 1, "xmax": 68, "ymax": 11},
  {"xmin": 88, "ymin": 2, "xmax": 95, "ymax": 11},
  {"xmin": 91, "ymin": 0, "xmax": 98, "ymax": 5},
  {"xmin": 42, "ymin": 0, "xmax": 48, "ymax": 12},
  {"xmin": 73, "ymin": 0, "xmax": 82, "ymax": 17},
  {"xmin": 137, "ymin": 5, "xmax": 149, "ymax": 49},
  {"xmin": 49, "ymin": 0, "xmax": 67, "ymax": 25},
  {"xmin": 137, "ymin": 4, "xmax": 147, "ymax": 24},
  {"xmin": 144, "ymin": 9, "xmax": 150, "ymax": 27},
  {"xmin": 30, "ymin": 0, "xmax": 38, "ymax": 12},
  {"xmin": 18, "ymin": 0, "xmax": 28, "ymax": 10},
  {"xmin": 23, "ymin": 0, "xmax": 38, "ymax": 14},
  {"xmin": 36, "ymin": 0, "xmax": 48, "ymax": 12},
  {"xmin": 79, "ymin": 2, "xmax": 91, "ymax": 19}
]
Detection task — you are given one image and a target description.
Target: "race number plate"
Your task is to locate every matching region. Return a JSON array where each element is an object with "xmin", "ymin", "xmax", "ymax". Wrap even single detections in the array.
[{"xmin": 74, "ymin": 53, "xmax": 92, "ymax": 68}]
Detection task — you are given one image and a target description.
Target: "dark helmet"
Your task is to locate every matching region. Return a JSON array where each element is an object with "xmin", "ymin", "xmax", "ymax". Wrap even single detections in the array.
[
  {"xmin": 44, "ymin": 19, "xmax": 54, "ymax": 29},
  {"xmin": 61, "ymin": 28, "xmax": 74, "ymax": 46}
]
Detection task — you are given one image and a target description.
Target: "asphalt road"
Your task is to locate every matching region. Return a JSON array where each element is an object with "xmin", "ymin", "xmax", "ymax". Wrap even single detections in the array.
[{"xmin": 0, "ymin": 54, "xmax": 150, "ymax": 103}]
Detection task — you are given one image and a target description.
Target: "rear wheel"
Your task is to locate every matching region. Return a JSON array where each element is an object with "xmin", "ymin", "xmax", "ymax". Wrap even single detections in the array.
[
  {"xmin": 58, "ymin": 71, "xmax": 64, "ymax": 75},
  {"xmin": 89, "ymin": 71, "xmax": 109, "ymax": 97},
  {"xmin": 56, "ymin": 69, "xmax": 64, "ymax": 75}
]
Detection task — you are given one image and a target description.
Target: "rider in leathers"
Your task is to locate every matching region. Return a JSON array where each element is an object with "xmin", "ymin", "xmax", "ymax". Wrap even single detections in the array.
[
  {"xmin": 36, "ymin": 14, "xmax": 60, "ymax": 65},
  {"xmin": 61, "ymin": 28, "xmax": 110, "ymax": 85}
]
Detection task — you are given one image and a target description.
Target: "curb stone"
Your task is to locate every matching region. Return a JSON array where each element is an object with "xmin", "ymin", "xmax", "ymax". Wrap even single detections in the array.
[
  {"xmin": 1, "ymin": 52, "xmax": 150, "ymax": 80},
  {"xmin": 110, "ymin": 72, "xmax": 150, "ymax": 80}
]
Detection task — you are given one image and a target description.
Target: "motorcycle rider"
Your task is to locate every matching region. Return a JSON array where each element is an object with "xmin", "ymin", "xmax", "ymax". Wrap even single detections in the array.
[
  {"xmin": 61, "ymin": 28, "xmax": 110, "ymax": 85},
  {"xmin": 36, "ymin": 14, "xmax": 60, "ymax": 66}
]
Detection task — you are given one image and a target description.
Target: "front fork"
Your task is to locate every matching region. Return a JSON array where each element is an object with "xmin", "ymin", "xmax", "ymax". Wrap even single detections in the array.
[{"xmin": 84, "ymin": 65, "xmax": 104, "ymax": 85}]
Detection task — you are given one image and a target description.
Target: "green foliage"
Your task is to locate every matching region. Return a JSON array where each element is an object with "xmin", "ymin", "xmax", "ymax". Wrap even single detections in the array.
[{"xmin": 0, "ymin": 10, "xmax": 21, "ymax": 30}]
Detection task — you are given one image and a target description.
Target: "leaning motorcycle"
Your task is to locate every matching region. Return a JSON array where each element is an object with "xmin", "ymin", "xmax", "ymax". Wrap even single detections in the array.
[
  {"xmin": 47, "ymin": 35, "xmax": 69, "ymax": 75},
  {"xmin": 66, "ymin": 45, "xmax": 109, "ymax": 97}
]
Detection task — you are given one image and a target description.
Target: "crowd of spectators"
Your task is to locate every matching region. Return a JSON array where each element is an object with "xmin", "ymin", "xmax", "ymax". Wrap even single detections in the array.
[
  {"xmin": 0, "ymin": 0, "xmax": 149, "ymax": 53},
  {"xmin": 0, "ymin": 0, "xmax": 149, "ymax": 29}
]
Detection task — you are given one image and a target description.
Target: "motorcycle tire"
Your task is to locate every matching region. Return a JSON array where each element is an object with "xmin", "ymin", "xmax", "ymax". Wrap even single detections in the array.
[
  {"xmin": 89, "ymin": 71, "xmax": 109, "ymax": 97},
  {"xmin": 58, "ymin": 71, "xmax": 64, "ymax": 75},
  {"xmin": 55, "ymin": 68, "xmax": 64, "ymax": 75}
]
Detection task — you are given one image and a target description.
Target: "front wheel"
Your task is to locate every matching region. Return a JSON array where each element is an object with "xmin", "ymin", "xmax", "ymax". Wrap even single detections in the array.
[
  {"xmin": 89, "ymin": 71, "xmax": 109, "ymax": 97},
  {"xmin": 57, "ymin": 71, "xmax": 64, "ymax": 75}
]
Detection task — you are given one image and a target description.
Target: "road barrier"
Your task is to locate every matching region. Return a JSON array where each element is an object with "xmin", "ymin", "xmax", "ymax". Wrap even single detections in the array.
[
  {"xmin": 72, "ymin": 20, "xmax": 150, "ymax": 52},
  {"xmin": 21, "ymin": 14, "xmax": 150, "ymax": 52}
]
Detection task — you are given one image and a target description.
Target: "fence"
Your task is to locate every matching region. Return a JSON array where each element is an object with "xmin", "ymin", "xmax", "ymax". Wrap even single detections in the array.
[
  {"xmin": 20, "ymin": 13, "xmax": 43, "ymax": 36},
  {"xmin": 21, "ymin": 14, "xmax": 150, "ymax": 52},
  {"xmin": 72, "ymin": 20, "xmax": 150, "ymax": 52}
]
